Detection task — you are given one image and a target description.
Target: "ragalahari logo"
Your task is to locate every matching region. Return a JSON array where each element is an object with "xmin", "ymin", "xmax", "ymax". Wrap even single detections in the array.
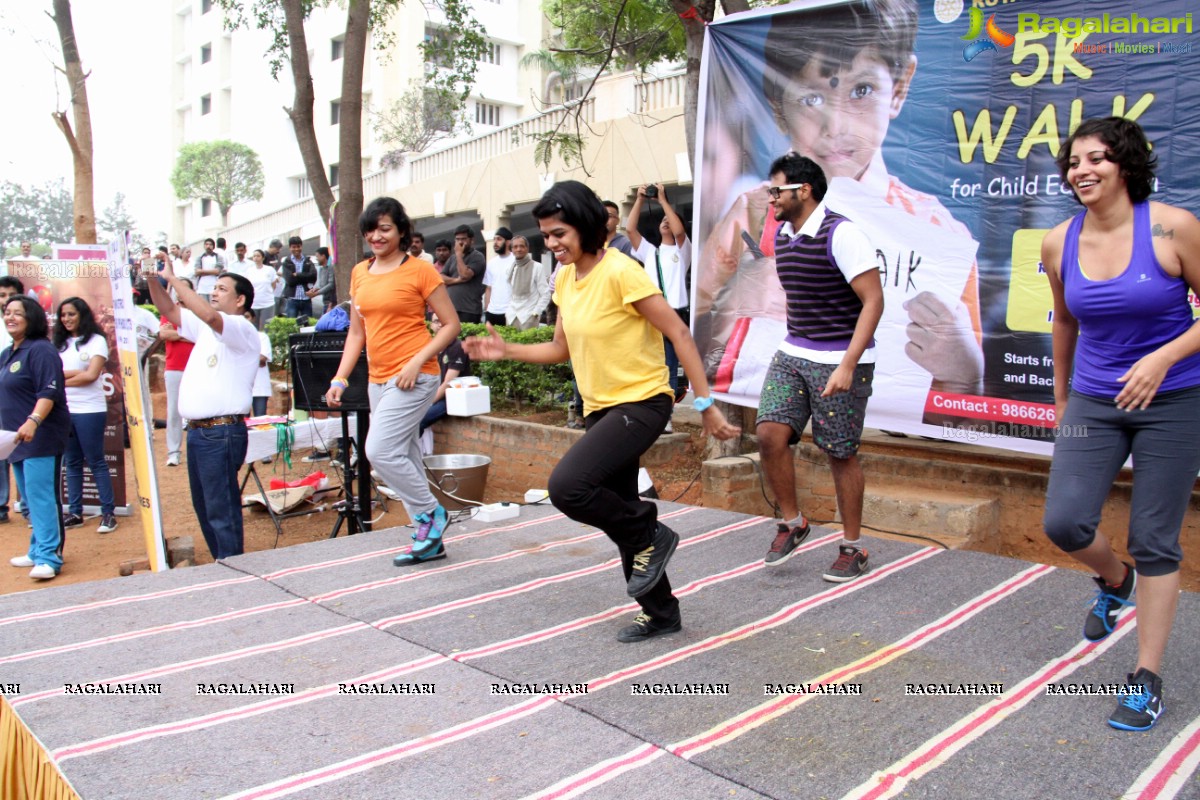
[{"xmin": 934, "ymin": 1, "xmax": 1015, "ymax": 61}]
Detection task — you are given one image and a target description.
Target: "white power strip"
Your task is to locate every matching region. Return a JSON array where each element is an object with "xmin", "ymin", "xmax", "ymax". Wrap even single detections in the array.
[
  {"xmin": 475, "ymin": 502, "xmax": 520, "ymax": 522},
  {"xmin": 524, "ymin": 489, "xmax": 550, "ymax": 504}
]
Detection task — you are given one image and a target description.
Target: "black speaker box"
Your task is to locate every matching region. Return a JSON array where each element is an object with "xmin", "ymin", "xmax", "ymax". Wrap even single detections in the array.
[{"xmin": 289, "ymin": 332, "xmax": 371, "ymax": 412}]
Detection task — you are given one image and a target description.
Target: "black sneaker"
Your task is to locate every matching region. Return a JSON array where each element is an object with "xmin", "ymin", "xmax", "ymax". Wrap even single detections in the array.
[
  {"xmin": 616, "ymin": 611, "xmax": 682, "ymax": 643},
  {"xmin": 823, "ymin": 544, "xmax": 868, "ymax": 583},
  {"xmin": 97, "ymin": 514, "xmax": 119, "ymax": 534},
  {"xmin": 765, "ymin": 520, "xmax": 810, "ymax": 566},
  {"xmin": 1084, "ymin": 564, "xmax": 1136, "ymax": 642},
  {"xmin": 0, "ymin": 511, "xmax": 8, "ymax": 524},
  {"xmin": 1109, "ymin": 668, "xmax": 1164, "ymax": 731},
  {"xmin": 62, "ymin": 513, "xmax": 84, "ymax": 529},
  {"xmin": 626, "ymin": 523, "xmax": 679, "ymax": 598}
]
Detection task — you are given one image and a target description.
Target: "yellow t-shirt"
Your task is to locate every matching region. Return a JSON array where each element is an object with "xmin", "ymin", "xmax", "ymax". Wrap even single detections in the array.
[
  {"xmin": 553, "ymin": 248, "xmax": 671, "ymax": 415},
  {"xmin": 350, "ymin": 257, "xmax": 443, "ymax": 383}
]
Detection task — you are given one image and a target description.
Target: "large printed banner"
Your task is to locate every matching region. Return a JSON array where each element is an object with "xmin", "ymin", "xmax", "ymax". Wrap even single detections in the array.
[
  {"xmin": 5, "ymin": 258, "xmax": 130, "ymax": 509},
  {"xmin": 694, "ymin": 0, "xmax": 1200, "ymax": 455},
  {"xmin": 106, "ymin": 239, "xmax": 168, "ymax": 572}
]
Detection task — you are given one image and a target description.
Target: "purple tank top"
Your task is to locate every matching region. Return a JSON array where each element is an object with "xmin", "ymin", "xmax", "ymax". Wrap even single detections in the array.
[{"xmin": 1061, "ymin": 201, "xmax": 1200, "ymax": 399}]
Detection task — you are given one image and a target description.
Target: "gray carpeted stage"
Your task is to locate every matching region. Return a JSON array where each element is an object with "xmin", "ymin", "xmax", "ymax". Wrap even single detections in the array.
[{"xmin": 2, "ymin": 501, "xmax": 1199, "ymax": 799}]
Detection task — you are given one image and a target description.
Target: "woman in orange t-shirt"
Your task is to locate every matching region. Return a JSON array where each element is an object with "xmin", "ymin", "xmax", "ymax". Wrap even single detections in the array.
[{"xmin": 326, "ymin": 197, "xmax": 461, "ymax": 565}]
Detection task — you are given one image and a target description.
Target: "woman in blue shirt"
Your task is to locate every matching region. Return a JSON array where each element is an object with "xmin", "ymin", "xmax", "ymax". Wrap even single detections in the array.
[{"xmin": 1, "ymin": 295, "xmax": 71, "ymax": 580}]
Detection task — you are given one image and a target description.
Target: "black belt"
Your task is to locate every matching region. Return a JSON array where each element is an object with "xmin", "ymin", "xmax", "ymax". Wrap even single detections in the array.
[{"xmin": 188, "ymin": 415, "xmax": 245, "ymax": 430}]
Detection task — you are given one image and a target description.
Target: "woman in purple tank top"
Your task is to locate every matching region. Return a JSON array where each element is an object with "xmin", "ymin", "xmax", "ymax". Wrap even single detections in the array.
[{"xmin": 1041, "ymin": 117, "xmax": 1200, "ymax": 733}]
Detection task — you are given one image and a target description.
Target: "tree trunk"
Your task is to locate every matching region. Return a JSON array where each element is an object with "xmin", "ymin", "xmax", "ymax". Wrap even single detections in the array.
[
  {"xmin": 281, "ymin": 0, "xmax": 336, "ymax": 230},
  {"xmin": 669, "ymin": 0, "xmax": 717, "ymax": 169},
  {"xmin": 334, "ymin": 0, "xmax": 370, "ymax": 296},
  {"xmin": 50, "ymin": 0, "xmax": 97, "ymax": 244}
]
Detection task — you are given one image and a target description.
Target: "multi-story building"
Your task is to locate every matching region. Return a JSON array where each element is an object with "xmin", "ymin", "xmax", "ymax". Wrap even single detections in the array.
[{"xmin": 171, "ymin": 0, "xmax": 691, "ymax": 256}]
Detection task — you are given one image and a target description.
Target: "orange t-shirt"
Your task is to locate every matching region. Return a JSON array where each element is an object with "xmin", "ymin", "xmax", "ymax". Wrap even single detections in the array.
[{"xmin": 350, "ymin": 257, "xmax": 443, "ymax": 382}]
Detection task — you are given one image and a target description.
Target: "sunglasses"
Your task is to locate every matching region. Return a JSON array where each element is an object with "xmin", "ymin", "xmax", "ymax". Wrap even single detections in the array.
[{"xmin": 767, "ymin": 184, "xmax": 807, "ymax": 199}]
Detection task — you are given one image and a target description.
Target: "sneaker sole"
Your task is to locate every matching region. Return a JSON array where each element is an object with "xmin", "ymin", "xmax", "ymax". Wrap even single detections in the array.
[
  {"xmin": 617, "ymin": 621, "xmax": 682, "ymax": 643},
  {"xmin": 628, "ymin": 531, "xmax": 679, "ymax": 598},
  {"xmin": 97, "ymin": 527, "xmax": 118, "ymax": 534},
  {"xmin": 1109, "ymin": 713, "xmax": 1161, "ymax": 732},
  {"xmin": 394, "ymin": 547, "xmax": 447, "ymax": 566},
  {"xmin": 822, "ymin": 564, "xmax": 869, "ymax": 583}
]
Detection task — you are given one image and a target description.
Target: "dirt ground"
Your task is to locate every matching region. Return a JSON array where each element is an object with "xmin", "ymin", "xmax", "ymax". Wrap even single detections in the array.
[{"xmin": 0, "ymin": 398, "xmax": 704, "ymax": 598}]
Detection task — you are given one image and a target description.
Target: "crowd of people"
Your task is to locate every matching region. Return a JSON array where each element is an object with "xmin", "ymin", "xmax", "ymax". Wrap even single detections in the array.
[{"xmin": 2, "ymin": 111, "xmax": 1198, "ymax": 734}]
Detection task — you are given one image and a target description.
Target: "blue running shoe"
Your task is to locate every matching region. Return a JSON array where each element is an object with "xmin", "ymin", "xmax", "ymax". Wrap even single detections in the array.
[
  {"xmin": 1084, "ymin": 564, "xmax": 1135, "ymax": 641},
  {"xmin": 1109, "ymin": 668, "xmax": 1163, "ymax": 731}
]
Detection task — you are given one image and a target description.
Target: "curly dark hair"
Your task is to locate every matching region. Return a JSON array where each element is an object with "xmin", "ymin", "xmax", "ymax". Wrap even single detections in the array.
[
  {"xmin": 53, "ymin": 297, "xmax": 105, "ymax": 352},
  {"xmin": 1056, "ymin": 117, "xmax": 1158, "ymax": 204},
  {"xmin": 768, "ymin": 152, "xmax": 829, "ymax": 202},
  {"xmin": 532, "ymin": 180, "xmax": 608, "ymax": 255}
]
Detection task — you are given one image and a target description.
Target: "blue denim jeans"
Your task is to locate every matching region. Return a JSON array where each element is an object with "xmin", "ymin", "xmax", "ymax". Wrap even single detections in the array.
[
  {"xmin": 286, "ymin": 298, "xmax": 313, "ymax": 320},
  {"xmin": 186, "ymin": 422, "xmax": 249, "ymax": 559},
  {"xmin": 12, "ymin": 455, "xmax": 64, "ymax": 571},
  {"xmin": 0, "ymin": 458, "xmax": 8, "ymax": 513},
  {"xmin": 419, "ymin": 398, "xmax": 447, "ymax": 434},
  {"xmin": 65, "ymin": 411, "xmax": 116, "ymax": 516}
]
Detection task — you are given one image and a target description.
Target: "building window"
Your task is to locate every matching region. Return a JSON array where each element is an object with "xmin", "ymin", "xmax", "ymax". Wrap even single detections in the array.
[
  {"xmin": 296, "ymin": 177, "xmax": 311, "ymax": 199},
  {"xmin": 423, "ymin": 25, "xmax": 452, "ymax": 67},
  {"xmin": 329, "ymin": 164, "xmax": 339, "ymax": 188},
  {"xmin": 474, "ymin": 101, "xmax": 501, "ymax": 127},
  {"xmin": 200, "ymin": 94, "xmax": 211, "ymax": 115},
  {"xmin": 200, "ymin": 43, "xmax": 212, "ymax": 64},
  {"xmin": 479, "ymin": 42, "xmax": 500, "ymax": 65},
  {"xmin": 330, "ymin": 100, "xmax": 341, "ymax": 126},
  {"xmin": 331, "ymin": 36, "xmax": 344, "ymax": 61},
  {"xmin": 201, "ymin": 0, "xmax": 212, "ymax": 13},
  {"xmin": 201, "ymin": 198, "xmax": 212, "ymax": 217}
]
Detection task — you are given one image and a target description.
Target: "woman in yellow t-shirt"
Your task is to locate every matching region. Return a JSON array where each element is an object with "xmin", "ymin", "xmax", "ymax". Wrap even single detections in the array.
[
  {"xmin": 326, "ymin": 197, "xmax": 462, "ymax": 565},
  {"xmin": 466, "ymin": 181, "xmax": 739, "ymax": 642}
]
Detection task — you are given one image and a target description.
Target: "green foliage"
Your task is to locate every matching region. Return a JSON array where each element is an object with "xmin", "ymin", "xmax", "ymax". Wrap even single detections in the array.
[
  {"xmin": 544, "ymin": 0, "xmax": 685, "ymax": 73},
  {"xmin": 138, "ymin": 304, "xmax": 159, "ymax": 318},
  {"xmin": 0, "ymin": 179, "xmax": 74, "ymax": 247},
  {"xmin": 372, "ymin": 79, "xmax": 468, "ymax": 156},
  {"xmin": 458, "ymin": 323, "xmax": 573, "ymax": 409},
  {"xmin": 170, "ymin": 140, "xmax": 265, "ymax": 223},
  {"xmin": 264, "ymin": 315, "xmax": 316, "ymax": 366}
]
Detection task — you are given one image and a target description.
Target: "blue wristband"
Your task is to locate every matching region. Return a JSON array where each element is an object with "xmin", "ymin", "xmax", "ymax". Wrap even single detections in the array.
[{"xmin": 692, "ymin": 396, "xmax": 715, "ymax": 412}]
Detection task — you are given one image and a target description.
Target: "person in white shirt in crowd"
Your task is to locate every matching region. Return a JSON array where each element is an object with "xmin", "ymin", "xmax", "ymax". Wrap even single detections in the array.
[
  {"xmin": 227, "ymin": 242, "xmax": 253, "ymax": 276},
  {"xmin": 178, "ymin": 246, "xmax": 194, "ymax": 284},
  {"xmin": 17, "ymin": 241, "xmax": 34, "ymax": 259},
  {"xmin": 193, "ymin": 238, "xmax": 226, "ymax": 301},
  {"xmin": 246, "ymin": 249, "xmax": 280, "ymax": 330},
  {"xmin": 215, "ymin": 237, "xmax": 228, "ymax": 267},
  {"xmin": 627, "ymin": 183, "xmax": 693, "ymax": 425},
  {"xmin": 159, "ymin": 278, "xmax": 196, "ymax": 467},
  {"xmin": 53, "ymin": 297, "xmax": 119, "ymax": 534},
  {"xmin": 505, "ymin": 236, "xmax": 551, "ymax": 331},
  {"xmin": 146, "ymin": 261, "xmax": 261, "ymax": 560},
  {"xmin": 483, "ymin": 227, "xmax": 515, "ymax": 327},
  {"xmin": 245, "ymin": 310, "xmax": 273, "ymax": 418},
  {"xmin": 409, "ymin": 231, "xmax": 435, "ymax": 264}
]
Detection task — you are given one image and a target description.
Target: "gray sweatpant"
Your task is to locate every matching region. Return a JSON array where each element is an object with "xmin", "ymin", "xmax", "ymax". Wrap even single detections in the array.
[
  {"xmin": 366, "ymin": 373, "xmax": 439, "ymax": 521},
  {"xmin": 1043, "ymin": 386, "xmax": 1200, "ymax": 576}
]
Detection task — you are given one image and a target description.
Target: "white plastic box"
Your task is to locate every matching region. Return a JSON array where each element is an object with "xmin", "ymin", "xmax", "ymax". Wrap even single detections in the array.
[{"xmin": 446, "ymin": 377, "xmax": 491, "ymax": 416}]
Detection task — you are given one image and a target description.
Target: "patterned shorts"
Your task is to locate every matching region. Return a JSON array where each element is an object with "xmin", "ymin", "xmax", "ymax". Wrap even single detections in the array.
[{"xmin": 756, "ymin": 352, "xmax": 874, "ymax": 459}]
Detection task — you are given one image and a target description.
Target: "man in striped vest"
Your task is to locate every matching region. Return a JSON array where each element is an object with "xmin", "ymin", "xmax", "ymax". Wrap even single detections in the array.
[{"xmin": 755, "ymin": 152, "xmax": 884, "ymax": 583}]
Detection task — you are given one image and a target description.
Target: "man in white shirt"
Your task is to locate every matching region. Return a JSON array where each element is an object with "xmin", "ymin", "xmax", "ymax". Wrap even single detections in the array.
[
  {"xmin": 626, "ymin": 183, "xmax": 693, "ymax": 402},
  {"xmin": 146, "ymin": 261, "xmax": 260, "ymax": 560},
  {"xmin": 409, "ymin": 232, "xmax": 435, "ymax": 264},
  {"xmin": 504, "ymin": 236, "xmax": 550, "ymax": 330},
  {"xmin": 483, "ymin": 227, "xmax": 514, "ymax": 327},
  {"xmin": 193, "ymin": 238, "xmax": 226, "ymax": 301},
  {"xmin": 226, "ymin": 242, "xmax": 252, "ymax": 276}
]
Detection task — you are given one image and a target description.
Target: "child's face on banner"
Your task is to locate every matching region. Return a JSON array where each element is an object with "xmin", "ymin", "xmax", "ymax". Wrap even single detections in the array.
[{"xmin": 778, "ymin": 46, "xmax": 914, "ymax": 181}]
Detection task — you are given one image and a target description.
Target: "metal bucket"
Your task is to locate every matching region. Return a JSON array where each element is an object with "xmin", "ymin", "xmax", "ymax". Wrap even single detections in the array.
[{"xmin": 423, "ymin": 454, "xmax": 491, "ymax": 510}]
